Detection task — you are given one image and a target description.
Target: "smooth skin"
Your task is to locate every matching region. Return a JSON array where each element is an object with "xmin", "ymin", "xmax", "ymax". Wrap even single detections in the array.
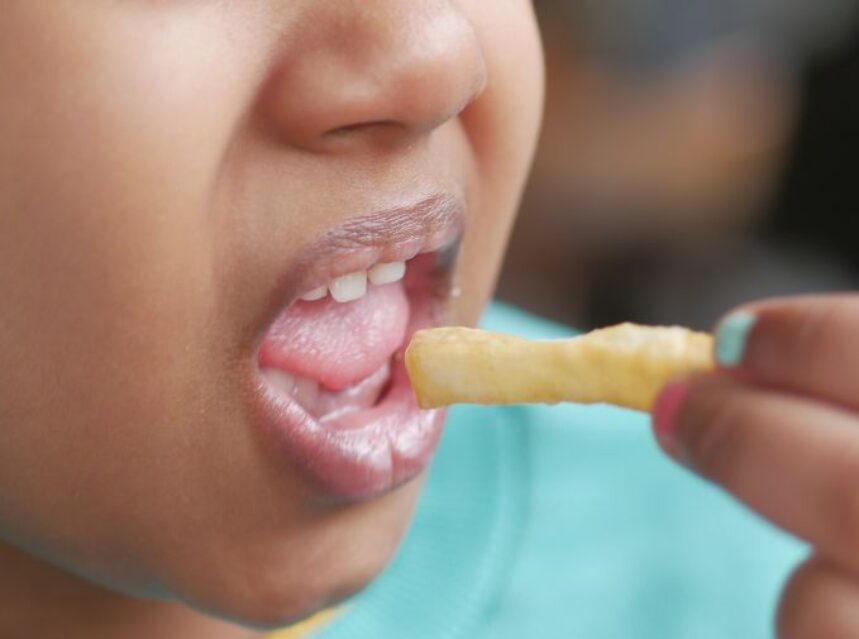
[
  {"xmin": 0, "ymin": 2, "xmax": 543, "ymax": 638},
  {"xmin": 653, "ymin": 295, "xmax": 859, "ymax": 638}
]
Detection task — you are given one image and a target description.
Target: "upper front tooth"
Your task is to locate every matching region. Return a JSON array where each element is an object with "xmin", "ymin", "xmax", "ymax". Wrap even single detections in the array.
[
  {"xmin": 330, "ymin": 271, "xmax": 368, "ymax": 303},
  {"xmin": 300, "ymin": 286, "xmax": 328, "ymax": 302},
  {"xmin": 368, "ymin": 261, "xmax": 406, "ymax": 286}
]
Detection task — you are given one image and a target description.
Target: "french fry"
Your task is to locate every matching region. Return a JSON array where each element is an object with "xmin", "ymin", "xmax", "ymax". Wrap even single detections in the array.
[{"xmin": 405, "ymin": 324, "xmax": 714, "ymax": 412}]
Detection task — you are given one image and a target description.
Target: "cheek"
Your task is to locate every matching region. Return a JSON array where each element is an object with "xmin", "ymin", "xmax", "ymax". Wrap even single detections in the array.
[
  {"xmin": 0, "ymin": 2, "xmax": 266, "ymax": 371},
  {"xmin": 453, "ymin": 0, "xmax": 545, "ymax": 324},
  {"xmin": 0, "ymin": 1, "xmax": 275, "ymax": 592}
]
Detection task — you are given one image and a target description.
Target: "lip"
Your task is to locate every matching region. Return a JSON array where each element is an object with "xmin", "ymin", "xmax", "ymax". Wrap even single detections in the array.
[
  {"xmin": 270, "ymin": 193, "xmax": 464, "ymax": 305},
  {"xmin": 250, "ymin": 193, "xmax": 464, "ymax": 502}
]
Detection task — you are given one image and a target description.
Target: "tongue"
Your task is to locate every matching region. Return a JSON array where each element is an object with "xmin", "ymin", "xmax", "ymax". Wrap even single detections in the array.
[{"xmin": 259, "ymin": 283, "xmax": 410, "ymax": 390}]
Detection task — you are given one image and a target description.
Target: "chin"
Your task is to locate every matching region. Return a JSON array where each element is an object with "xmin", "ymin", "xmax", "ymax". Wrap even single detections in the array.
[{"xmin": 166, "ymin": 477, "xmax": 424, "ymax": 630}]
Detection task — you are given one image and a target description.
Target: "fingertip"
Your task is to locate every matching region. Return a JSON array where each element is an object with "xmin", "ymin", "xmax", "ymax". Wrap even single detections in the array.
[
  {"xmin": 651, "ymin": 380, "xmax": 691, "ymax": 458},
  {"xmin": 714, "ymin": 310, "xmax": 757, "ymax": 369}
]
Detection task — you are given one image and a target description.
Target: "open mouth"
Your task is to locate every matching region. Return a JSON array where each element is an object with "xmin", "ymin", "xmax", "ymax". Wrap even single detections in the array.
[
  {"xmin": 260, "ymin": 250, "xmax": 451, "ymax": 429},
  {"xmin": 253, "ymin": 194, "xmax": 463, "ymax": 501}
]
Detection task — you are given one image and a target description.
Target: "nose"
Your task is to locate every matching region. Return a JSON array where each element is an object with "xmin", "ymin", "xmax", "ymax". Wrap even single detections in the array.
[{"xmin": 262, "ymin": 1, "xmax": 487, "ymax": 153}]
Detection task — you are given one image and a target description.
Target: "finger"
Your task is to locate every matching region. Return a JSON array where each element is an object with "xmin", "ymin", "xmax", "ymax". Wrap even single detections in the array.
[
  {"xmin": 714, "ymin": 294, "xmax": 859, "ymax": 410},
  {"xmin": 652, "ymin": 376, "xmax": 859, "ymax": 570},
  {"xmin": 778, "ymin": 556, "xmax": 859, "ymax": 639}
]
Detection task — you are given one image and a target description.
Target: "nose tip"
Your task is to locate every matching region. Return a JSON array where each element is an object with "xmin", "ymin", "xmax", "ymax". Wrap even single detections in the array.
[{"xmin": 262, "ymin": 3, "xmax": 487, "ymax": 152}]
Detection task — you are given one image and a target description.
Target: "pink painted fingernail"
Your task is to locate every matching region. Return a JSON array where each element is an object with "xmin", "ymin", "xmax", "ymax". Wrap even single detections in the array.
[{"xmin": 651, "ymin": 381, "xmax": 691, "ymax": 458}]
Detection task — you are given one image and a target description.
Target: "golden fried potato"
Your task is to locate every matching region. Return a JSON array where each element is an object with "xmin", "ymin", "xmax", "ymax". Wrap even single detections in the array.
[{"xmin": 405, "ymin": 324, "xmax": 714, "ymax": 412}]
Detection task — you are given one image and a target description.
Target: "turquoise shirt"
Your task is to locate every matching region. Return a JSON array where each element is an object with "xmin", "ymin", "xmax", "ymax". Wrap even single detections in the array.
[{"xmin": 316, "ymin": 304, "xmax": 805, "ymax": 639}]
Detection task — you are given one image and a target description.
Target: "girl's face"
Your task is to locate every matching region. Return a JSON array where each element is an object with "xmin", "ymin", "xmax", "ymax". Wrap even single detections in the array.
[{"xmin": 0, "ymin": 0, "xmax": 542, "ymax": 627}]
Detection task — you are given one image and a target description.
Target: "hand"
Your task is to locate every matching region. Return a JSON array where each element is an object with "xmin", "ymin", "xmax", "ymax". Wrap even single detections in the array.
[{"xmin": 650, "ymin": 294, "xmax": 859, "ymax": 638}]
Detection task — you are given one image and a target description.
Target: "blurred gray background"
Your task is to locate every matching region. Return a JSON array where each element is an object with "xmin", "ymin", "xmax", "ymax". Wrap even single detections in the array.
[{"xmin": 498, "ymin": 0, "xmax": 859, "ymax": 329}]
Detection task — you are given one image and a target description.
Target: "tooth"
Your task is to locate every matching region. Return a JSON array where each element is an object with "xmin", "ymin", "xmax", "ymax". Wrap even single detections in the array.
[
  {"xmin": 262, "ymin": 369, "xmax": 296, "ymax": 395},
  {"xmin": 368, "ymin": 262, "xmax": 406, "ymax": 286},
  {"xmin": 329, "ymin": 271, "xmax": 367, "ymax": 303},
  {"xmin": 291, "ymin": 376, "xmax": 321, "ymax": 409},
  {"xmin": 300, "ymin": 286, "xmax": 327, "ymax": 302}
]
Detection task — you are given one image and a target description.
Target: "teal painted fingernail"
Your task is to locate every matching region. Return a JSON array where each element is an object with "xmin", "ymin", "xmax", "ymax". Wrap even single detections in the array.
[{"xmin": 715, "ymin": 311, "xmax": 756, "ymax": 368}]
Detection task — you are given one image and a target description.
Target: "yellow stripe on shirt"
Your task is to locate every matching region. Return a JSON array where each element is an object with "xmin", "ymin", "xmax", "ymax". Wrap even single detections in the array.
[{"xmin": 266, "ymin": 609, "xmax": 339, "ymax": 639}]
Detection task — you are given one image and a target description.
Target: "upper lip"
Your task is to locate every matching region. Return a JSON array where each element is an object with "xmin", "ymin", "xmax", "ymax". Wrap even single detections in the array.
[{"xmin": 265, "ymin": 192, "xmax": 465, "ymax": 310}]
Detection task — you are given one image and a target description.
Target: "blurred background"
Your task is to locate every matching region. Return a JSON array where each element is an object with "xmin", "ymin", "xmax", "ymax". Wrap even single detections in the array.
[{"xmin": 498, "ymin": 0, "xmax": 859, "ymax": 330}]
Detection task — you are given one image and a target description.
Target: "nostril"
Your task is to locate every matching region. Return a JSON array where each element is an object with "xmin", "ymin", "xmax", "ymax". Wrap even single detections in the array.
[
  {"xmin": 261, "ymin": 3, "xmax": 486, "ymax": 153},
  {"xmin": 326, "ymin": 120, "xmax": 402, "ymax": 137},
  {"xmin": 322, "ymin": 120, "xmax": 419, "ymax": 152}
]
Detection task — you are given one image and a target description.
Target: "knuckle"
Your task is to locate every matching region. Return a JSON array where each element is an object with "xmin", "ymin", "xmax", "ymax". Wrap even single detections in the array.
[
  {"xmin": 748, "ymin": 297, "xmax": 859, "ymax": 407},
  {"xmin": 788, "ymin": 304, "xmax": 838, "ymax": 358},
  {"xmin": 760, "ymin": 299, "xmax": 854, "ymax": 370}
]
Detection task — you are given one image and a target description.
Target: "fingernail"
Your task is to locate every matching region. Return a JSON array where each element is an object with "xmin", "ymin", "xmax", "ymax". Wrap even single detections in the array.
[
  {"xmin": 651, "ymin": 381, "xmax": 690, "ymax": 458},
  {"xmin": 715, "ymin": 311, "xmax": 757, "ymax": 369}
]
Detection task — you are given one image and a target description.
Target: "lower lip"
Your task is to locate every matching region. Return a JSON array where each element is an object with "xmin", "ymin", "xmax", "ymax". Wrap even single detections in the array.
[{"xmin": 251, "ymin": 288, "xmax": 448, "ymax": 502}]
